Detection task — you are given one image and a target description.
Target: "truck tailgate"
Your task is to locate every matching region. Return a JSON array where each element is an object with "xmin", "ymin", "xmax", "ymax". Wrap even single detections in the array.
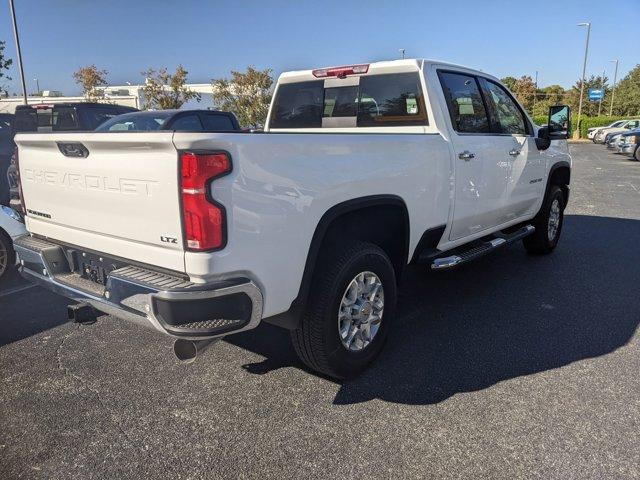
[{"xmin": 14, "ymin": 132, "xmax": 186, "ymax": 273}]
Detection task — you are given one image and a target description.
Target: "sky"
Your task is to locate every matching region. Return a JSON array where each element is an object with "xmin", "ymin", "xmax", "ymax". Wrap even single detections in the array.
[{"xmin": 1, "ymin": 0, "xmax": 638, "ymax": 96}]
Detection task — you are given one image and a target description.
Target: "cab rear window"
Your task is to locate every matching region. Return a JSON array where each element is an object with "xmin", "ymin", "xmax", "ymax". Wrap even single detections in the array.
[
  {"xmin": 270, "ymin": 72, "xmax": 428, "ymax": 128},
  {"xmin": 271, "ymin": 81, "xmax": 324, "ymax": 128}
]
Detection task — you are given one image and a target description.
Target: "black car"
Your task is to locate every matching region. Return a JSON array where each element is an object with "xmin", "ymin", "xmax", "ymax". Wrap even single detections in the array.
[
  {"xmin": 13, "ymin": 102, "xmax": 138, "ymax": 133},
  {"xmin": 6, "ymin": 102, "xmax": 139, "ymax": 209},
  {"xmin": 94, "ymin": 109, "xmax": 240, "ymax": 132}
]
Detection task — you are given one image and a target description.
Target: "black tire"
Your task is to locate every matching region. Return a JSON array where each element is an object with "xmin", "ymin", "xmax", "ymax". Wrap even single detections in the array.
[
  {"xmin": 290, "ymin": 241, "xmax": 397, "ymax": 380},
  {"xmin": 0, "ymin": 230, "xmax": 16, "ymax": 283},
  {"xmin": 523, "ymin": 185, "xmax": 565, "ymax": 255},
  {"xmin": 634, "ymin": 146, "xmax": 640, "ymax": 162}
]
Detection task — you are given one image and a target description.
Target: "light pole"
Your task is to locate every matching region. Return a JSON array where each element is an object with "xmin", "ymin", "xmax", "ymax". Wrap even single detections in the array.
[
  {"xmin": 576, "ymin": 22, "xmax": 591, "ymax": 138},
  {"xmin": 9, "ymin": 0, "xmax": 28, "ymax": 104},
  {"xmin": 609, "ymin": 59, "xmax": 619, "ymax": 116},
  {"xmin": 597, "ymin": 68, "xmax": 605, "ymax": 116}
]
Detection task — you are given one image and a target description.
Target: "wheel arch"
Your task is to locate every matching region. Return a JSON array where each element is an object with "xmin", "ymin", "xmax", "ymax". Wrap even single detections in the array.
[
  {"xmin": 264, "ymin": 195, "xmax": 410, "ymax": 330},
  {"xmin": 545, "ymin": 161, "xmax": 571, "ymax": 207},
  {"xmin": 0, "ymin": 226, "xmax": 16, "ymax": 277}
]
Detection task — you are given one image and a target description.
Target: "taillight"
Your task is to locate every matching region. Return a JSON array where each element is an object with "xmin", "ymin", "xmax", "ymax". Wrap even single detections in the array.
[
  {"xmin": 180, "ymin": 151, "xmax": 231, "ymax": 251},
  {"xmin": 312, "ymin": 64, "xmax": 369, "ymax": 78},
  {"xmin": 11, "ymin": 147, "xmax": 27, "ymax": 215}
]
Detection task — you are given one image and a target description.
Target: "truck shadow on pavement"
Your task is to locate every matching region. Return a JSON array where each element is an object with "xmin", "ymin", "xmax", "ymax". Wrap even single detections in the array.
[
  {"xmin": 231, "ymin": 214, "xmax": 640, "ymax": 405},
  {"xmin": 0, "ymin": 271, "xmax": 71, "ymax": 347}
]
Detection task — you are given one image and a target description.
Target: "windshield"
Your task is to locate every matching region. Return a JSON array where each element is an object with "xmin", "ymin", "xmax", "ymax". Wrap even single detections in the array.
[{"xmin": 95, "ymin": 111, "xmax": 173, "ymax": 132}]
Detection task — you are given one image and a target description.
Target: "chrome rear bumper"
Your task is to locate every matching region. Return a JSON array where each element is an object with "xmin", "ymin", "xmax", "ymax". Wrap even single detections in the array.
[{"xmin": 14, "ymin": 235, "xmax": 263, "ymax": 340}]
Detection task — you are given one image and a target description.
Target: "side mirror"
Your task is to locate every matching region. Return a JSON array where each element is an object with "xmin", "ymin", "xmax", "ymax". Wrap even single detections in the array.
[
  {"xmin": 536, "ymin": 126, "xmax": 551, "ymax": 150},
  {"xmin": 536, "ymin": 105, "xmax": 571, "ymax": 150}
]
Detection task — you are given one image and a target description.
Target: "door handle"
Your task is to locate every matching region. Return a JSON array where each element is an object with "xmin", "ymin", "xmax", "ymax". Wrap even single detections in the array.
[
  {"xmin": 508, "ymin": 149, "xmax": 520, "ymax": 156},
  {"xmin": 458, "ymin": 151, "xmax": 475, "ymax": 161}
]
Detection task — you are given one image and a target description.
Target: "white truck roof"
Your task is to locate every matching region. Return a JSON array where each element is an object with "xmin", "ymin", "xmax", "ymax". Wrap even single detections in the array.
[{"xmin": 276, "ymin": 58, "xmax": 497, "ymax": 84}]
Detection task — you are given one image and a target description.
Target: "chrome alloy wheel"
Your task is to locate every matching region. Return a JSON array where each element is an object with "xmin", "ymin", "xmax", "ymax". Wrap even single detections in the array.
[
  {"xmin": 338, "ymin": 271, "xmax": 384, "ymax": 352},
  {"xmin": 548, "ymin": 198, "xmax": 561, "ymax": 241}
]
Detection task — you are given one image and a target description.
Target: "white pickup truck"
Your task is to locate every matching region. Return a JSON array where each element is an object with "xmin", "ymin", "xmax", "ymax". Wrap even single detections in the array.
[{"xmin": 13, "ymin": 59, "xmax": 571, "ymax": 379}]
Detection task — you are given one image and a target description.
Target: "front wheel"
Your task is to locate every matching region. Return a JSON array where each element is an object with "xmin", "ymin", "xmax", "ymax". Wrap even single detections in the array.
[
  {"xmin": 634, "ymin": 146, "xmax": 640, "ymax": 161},
  {"xmin": 523, "ymin": 185, "xmax": 565, "ymax": 254},
  {"xmin": 290, "ymin": 241, "xmax": 396, "ymax": 379}
]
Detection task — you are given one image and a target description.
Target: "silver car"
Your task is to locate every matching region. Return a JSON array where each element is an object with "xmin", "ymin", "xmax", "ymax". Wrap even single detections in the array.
[
  {"xmin": 594, "ymin": 119, "xmax": 640, "ymax": 144},
  {"xmin": 618, "ymin": 130, "xmax": 640, "ymax": 160}
]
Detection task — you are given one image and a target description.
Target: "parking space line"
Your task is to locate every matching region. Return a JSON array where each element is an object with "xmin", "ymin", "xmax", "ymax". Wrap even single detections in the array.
[{"xmin": 0, "ymin": 284, "xmax": 36, "ymax": 298}]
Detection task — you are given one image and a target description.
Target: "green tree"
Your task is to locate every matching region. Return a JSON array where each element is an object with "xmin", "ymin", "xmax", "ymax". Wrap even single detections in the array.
[
  {"xmin": 512, "ymin": 75, "xmax": 536, "ymax": 113},
  {"xmin": 566, "ymin": 74, "xmax": 609, "ymax": 118},
  {"xmin": 610, "ymin": 64, "xmax": 640, "ymax": 116},
  {"xmin": 0, "ymin": 40, "xmax": 13, "ymax": 95},
  {"xmin": 141, "ymin": 65, "xmax": 200, "ymax": 110},
  {"xmin": 533, "ymin": 85, "xmax": 566, "ymax": 117},
  {"xmin": 501, "ymin": 76, "xmax": 517, "ymax": 92},
  {"xmin": 212, "ymin": 66, "xmax": 273, "ymax": 127},
  {"xmin": 73, "ymin": 65, "xmax": 108, "ymax": 102}
]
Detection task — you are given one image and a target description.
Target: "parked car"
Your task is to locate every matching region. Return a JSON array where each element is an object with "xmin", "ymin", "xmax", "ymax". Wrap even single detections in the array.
[
  {"xmin": 13, "ymin": 59, "xmax": 571, "ymax": 379},
  {"xmin": 12, "ymin": 102, "xmax": 138, "ymax": 133},
  {"xmin": 7, "ymin": 102, "xmax": 138, "ymax": 213},
  {"xmin": 0, "ymin": 205, "xmax": 26, "ymax": 282},
  {"xmin": 606, "ymin": 132, "xmax": 624, "ymax": 150},
  {"xmin": 618, "ymin": 129, "xmax": 640, "ymax": 160},
  {"xmin": 588, "ymin": 120, "xmax": 626, "ymax": 141},
  {"xmin": 94, "ymin": 109, "xmax": 240, "ymax": 133},
  {"xmin": 594, "ymin": 119, "xmax": 640, "ymax": 143}
]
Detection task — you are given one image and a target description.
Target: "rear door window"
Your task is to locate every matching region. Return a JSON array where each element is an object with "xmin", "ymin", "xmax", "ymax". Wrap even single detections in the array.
[{"xmin": 438, "ymin": 71, "xmax": 490, "ymax": 134}]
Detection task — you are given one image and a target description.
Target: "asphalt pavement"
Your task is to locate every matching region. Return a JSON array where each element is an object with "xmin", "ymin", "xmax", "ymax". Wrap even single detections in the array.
[{"xmin": 1, "ymin": 143, "xmax": 639, "ymax": 479}]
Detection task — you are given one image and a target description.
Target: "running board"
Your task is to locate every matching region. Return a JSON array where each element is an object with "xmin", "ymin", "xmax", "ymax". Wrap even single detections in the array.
[{"xmin": 431, "ymin": 225, "xmax": 535, "ymax": 271}]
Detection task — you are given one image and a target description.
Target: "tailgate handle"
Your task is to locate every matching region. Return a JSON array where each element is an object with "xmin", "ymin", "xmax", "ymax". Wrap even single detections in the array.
[{"xmin": 57, "ymin": 142, "xmax": 89, "ymax": 158}]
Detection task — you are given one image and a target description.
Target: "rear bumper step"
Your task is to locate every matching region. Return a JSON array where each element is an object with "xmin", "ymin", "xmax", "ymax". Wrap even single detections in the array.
[
  {"xmin": 14, "ymin": 235, "xmax": 263, "ymax": 340},
  {"xmin": 432, "ymin": 225, "xmax": 535, "ymax": 271}
]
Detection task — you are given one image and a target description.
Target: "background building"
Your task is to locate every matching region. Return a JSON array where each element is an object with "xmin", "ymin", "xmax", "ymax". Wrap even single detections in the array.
[{"xmin": 0, "ymin": 83, "xmax": 214, "ymax": 113}]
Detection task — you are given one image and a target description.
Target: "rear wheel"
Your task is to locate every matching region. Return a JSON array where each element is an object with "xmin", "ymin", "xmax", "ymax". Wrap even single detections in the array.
[
  {"xmin": 523, "ymin": 185, "xmax": 565, "ymax": 254},
  {"xmin": 0, "ymin": 231, "xmax": 15, "ymax": 283},
  {"xmin": 290, "ymin": 241, "xmax": 396, "ymax": 379},
  {"xmin": 634, "ymin": 146, "xmax": 640, "ymax": 161}
]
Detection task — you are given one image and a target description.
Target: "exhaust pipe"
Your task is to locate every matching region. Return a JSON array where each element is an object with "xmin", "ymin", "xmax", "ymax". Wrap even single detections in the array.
[{"xmin": 173, "ymin": 338, "xmax": 219, "ymax": 364}]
